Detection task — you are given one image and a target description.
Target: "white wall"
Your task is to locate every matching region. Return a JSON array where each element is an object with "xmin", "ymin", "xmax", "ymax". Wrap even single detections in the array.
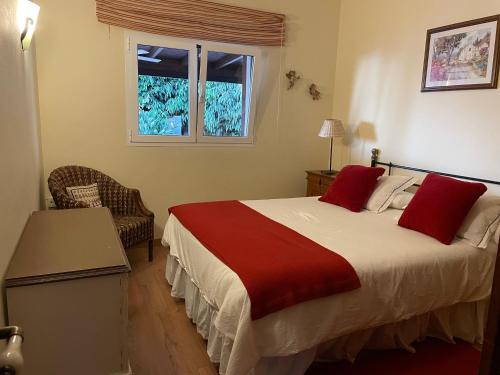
[
  {"xmin": 333, "ymin": 0, "xmax": 500, "ymax": 188},
  {"xmin": 35, "ymin": 0, "xmax": 341, "ymax": 235},
  {"xmin": 0, "ymin": 0, "xmax": 42, "ymax": 324}
]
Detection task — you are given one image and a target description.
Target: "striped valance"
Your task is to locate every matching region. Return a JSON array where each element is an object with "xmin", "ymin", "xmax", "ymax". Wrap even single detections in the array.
[{"xmin": 96, "ymin": 0, "xmax": 286, "ymax": 46}]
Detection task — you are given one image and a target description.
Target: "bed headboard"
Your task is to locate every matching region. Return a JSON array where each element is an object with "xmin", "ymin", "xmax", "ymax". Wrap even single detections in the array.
[{"xmin": 370, "ymin": 148, "xmax": 500, "ymax": 186}]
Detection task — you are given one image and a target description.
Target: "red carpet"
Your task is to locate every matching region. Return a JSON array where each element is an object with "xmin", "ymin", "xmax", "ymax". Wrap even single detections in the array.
[{"xmin": 306, "ymin": 339, "xmax": 481, "ymax": 375}]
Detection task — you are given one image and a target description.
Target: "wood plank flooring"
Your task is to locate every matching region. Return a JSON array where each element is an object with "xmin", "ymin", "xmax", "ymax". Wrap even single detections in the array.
[{"xmin": 127, "ymin": 241, "xmax": 218, "ymax": 375}]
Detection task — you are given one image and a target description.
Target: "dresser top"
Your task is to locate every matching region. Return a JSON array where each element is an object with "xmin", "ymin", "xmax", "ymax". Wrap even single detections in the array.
[
  {"xmin": 5, "ymin": 208, "xmax": 131, "ymax": 287},
  {"xmin": 306, "ymin": 170, "xmax": 338, "ymax": 177}
]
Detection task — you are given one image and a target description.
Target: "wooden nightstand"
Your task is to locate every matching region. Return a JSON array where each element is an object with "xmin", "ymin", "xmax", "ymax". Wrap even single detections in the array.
[{"xmin": 306, "ymin": 170, "xmax": 337, "ymax": 196}]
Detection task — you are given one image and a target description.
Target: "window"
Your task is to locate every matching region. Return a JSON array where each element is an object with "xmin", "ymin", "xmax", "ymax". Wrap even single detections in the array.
[{"xmin": 125, "ymin": 32, "xmax": 261, "ymax": 145}]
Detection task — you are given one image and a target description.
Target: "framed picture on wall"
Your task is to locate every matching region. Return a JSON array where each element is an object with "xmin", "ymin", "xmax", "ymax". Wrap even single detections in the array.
[{"xmin": 421, "ymin": 15, "xmax": 500, "ymax": 92}]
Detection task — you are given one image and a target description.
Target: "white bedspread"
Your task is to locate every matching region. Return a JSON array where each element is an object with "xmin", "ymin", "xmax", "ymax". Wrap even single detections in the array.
[{"xmin": 162, "ymin": 197, "xmax": 497, "ymax": 374}]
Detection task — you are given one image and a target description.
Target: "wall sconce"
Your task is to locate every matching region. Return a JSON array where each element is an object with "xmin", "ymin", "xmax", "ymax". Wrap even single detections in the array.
[{"xmin": 17, "ymin": 0, "xmax": 40, "ymax": 51}]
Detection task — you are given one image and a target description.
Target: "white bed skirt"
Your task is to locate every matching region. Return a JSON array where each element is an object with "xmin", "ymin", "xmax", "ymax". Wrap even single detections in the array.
[{"xmin": 166, "ymin": 254, "xmax": 487, "ymax": 375}]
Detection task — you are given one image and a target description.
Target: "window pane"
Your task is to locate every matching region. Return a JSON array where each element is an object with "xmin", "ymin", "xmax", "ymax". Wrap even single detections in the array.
[
  {"xmin": 203, "ymin": 51, "xmax": 254, "ymax": 137},
  {"xmin": 137, "ymin": 44, "xmax": 190, "ymax": 136}
]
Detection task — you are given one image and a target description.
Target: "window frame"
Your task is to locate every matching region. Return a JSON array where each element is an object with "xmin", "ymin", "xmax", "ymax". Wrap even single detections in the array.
[
  {"xmin": 196, "ymin": 42, "xmax": 261, "ymax": 144},
  {"xmin": 125, "ymin": 32, "xmax": 198, "ymax": 143},
  {"xmin": 124, "ymin": 31, "xmax": 262, "ymax": 146}
]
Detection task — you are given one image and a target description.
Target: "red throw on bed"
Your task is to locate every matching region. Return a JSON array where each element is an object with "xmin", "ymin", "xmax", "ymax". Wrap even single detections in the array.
[{"xmin": 169, "ymin": 200, "xmax": 361, "ymax": 320}]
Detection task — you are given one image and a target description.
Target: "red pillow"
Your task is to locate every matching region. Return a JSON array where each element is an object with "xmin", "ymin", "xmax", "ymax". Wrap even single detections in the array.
[
  {"xmin": 319, "ymin": 165, "xmax": 385, "ymax": 212},
  {"xmin": 398, "ymin": 173, "xmax": 487, "ymax": 244}
]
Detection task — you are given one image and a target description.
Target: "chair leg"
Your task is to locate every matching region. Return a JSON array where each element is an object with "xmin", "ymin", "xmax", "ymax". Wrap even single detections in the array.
[{"xmin": 148, "ymin": 239, "xmax": 154, "ymax": 262}]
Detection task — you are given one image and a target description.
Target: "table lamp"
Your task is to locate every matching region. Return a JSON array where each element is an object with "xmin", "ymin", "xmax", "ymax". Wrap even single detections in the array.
[{"xmin": 318, "ymin": 119, "xmax": 344, "ymax": 175}]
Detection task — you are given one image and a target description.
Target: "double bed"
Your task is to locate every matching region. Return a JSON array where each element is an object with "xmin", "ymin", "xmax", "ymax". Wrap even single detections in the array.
[
  {"xmin": 163, "ymin": 198, "xmax": 496, "ymax": 374},
  {"xmin": 161, "ymin": 154, "xmax": 500, "ymax": 375}
]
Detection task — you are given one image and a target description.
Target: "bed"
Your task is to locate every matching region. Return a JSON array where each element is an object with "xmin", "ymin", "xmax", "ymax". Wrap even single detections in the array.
[{"xmin": 161, "ymin": 153, "xmax": 500, "ymax": 375}]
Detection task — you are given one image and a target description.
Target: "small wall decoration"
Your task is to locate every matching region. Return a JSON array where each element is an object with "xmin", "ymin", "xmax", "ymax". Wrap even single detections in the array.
[
  {"xmin": 421, "ymin": 15, "xmax": 500, "ymax": 92},
  {"xmin": 285, "ymin": 70, "xmax": 301, "ymax": 90},
  {"xmin": 309, "ymin": 84, "xmax": 321, "ymax": 100}
]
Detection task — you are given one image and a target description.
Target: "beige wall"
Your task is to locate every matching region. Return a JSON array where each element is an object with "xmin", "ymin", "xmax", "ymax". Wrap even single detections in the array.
[
  {"xmin": 36, "ymin": 0, "xmax": 341, "ymax": 234},
  {"xmin": 333, "ymin": 0, "xmax": 500, "ymax": 186},
  {"xmin": 0, "ymin": 0, "xmax": 42, "ymax": 324}
]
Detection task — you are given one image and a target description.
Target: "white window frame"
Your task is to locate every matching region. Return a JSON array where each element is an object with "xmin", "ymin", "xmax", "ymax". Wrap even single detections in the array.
[
  {"xmin": 197, "ymin": 42, "xmax": 261, "ymax": 144},
  {"xmin": 124, "ymin": 31, "xmax": 262, "ymax": 146},
  {"xmin": 125, "ymin": 32, "xmax": 198, "ymax": 143}
]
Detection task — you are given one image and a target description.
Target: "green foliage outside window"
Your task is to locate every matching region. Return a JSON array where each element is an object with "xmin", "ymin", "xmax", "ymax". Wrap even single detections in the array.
[
  {"xmin": 138, "ymin": 75, "xmax": 189, "ymax": 136},
  {"xmin": 204, "ymin": 81, "xmax": 243, "ymax": 136},
  {"xmin": 138, "ymin": 75, "xmax": 244, "ymax": 137}
]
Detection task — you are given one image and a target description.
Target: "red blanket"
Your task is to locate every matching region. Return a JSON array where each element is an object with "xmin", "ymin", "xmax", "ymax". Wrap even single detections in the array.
[{"xmin": 169, "ymin": 200, "xmax": 361, "ymax": 320}]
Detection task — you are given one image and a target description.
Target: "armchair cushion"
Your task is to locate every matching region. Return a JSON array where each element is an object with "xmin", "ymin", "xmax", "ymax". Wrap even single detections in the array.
[
  {"xmin": 114, "ymin": 215, "xmax": 153, "ymax": 249},
  {"xmin": 66, "ymin": 183, "xmax": 102, "ymax": 208}
]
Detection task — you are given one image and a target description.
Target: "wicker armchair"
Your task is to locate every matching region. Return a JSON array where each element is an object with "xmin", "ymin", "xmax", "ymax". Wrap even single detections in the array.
[{"xmin": 48, "ymin": 166, "xmax": 154, "ymax": 261}]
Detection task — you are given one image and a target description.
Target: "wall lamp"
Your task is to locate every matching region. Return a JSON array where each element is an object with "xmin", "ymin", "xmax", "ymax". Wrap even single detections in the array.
[{"xmin": 17, "ymin": 0, "xmax": 40, "ymax": 51}]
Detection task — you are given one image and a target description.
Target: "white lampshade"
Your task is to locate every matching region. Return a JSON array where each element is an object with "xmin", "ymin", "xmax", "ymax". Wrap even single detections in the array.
[{"xmin": 318, "ymin": 119, "xmax": 344, "ymax": 138}]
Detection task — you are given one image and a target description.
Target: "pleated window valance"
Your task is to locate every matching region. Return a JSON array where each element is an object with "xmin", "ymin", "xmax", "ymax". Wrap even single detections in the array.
[{"xmin": 95, "ymin": 0, "xmax": 286, "ymax": 46}]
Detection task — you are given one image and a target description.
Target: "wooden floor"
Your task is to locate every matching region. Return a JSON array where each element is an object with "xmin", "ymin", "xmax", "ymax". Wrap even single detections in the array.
[{"xmin": 127, "ymin": 241, "xmax": 218, "ymax": 375}]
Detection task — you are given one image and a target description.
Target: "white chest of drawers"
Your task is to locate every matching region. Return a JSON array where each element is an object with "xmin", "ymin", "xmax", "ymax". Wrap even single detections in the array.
[{"xmin": 5, "ymin": 208, "xmax": 131, "ymax": 375}]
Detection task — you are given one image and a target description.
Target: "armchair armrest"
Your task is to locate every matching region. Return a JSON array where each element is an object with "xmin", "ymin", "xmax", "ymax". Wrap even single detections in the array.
[
  {"xmin": 130, "ymin": 189, "xmax": 154, "ymax": 218},
  {"xmin": 100, "ymin": 180, "xmax": 153, "ymax": 218}
]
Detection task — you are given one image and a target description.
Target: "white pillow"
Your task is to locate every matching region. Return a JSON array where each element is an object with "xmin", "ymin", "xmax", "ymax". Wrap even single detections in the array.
[
  {"xmin": 389, "ymin": 191, "xmax": 415, "ymax": 210},
  {"xmin": 66, "ymin": 183, "xmax": 102, "ymax": 208},
  {"xmin": 457, "ymin": 195, "xmax": 500, "ymax": 248},
  {"xmin": 366, "ymin": 175, "xmax": 417, "ymax": 213}
]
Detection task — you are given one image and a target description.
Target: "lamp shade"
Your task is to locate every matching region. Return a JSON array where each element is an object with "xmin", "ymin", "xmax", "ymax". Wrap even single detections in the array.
[{"xmin": 319, "ymin": 119, "xmax": 344, "ymax": 138}]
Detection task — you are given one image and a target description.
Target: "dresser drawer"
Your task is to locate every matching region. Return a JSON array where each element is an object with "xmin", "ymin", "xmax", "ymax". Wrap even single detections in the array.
[
  {"xmin": 307, "ymin": 186, "xmax": 323, "ymax": 197},
  {"xmin": 306, "ymin": 171, "xmax": 337, "ymax": 197},
  {"xmin": 306, "ymin": 174, "xmax": 320, "ymax": 187}
]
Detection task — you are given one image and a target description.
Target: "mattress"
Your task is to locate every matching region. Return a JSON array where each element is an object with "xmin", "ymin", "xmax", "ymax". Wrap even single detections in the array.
[{"xmin": 162, "ymin": 196, "xmax": 497, "ymax": 374}]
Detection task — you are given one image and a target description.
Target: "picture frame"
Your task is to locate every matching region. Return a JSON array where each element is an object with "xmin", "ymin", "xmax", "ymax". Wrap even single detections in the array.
[{"xmin": 421, "ymin": 15, "xmax": 500, "ymax": 92}]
